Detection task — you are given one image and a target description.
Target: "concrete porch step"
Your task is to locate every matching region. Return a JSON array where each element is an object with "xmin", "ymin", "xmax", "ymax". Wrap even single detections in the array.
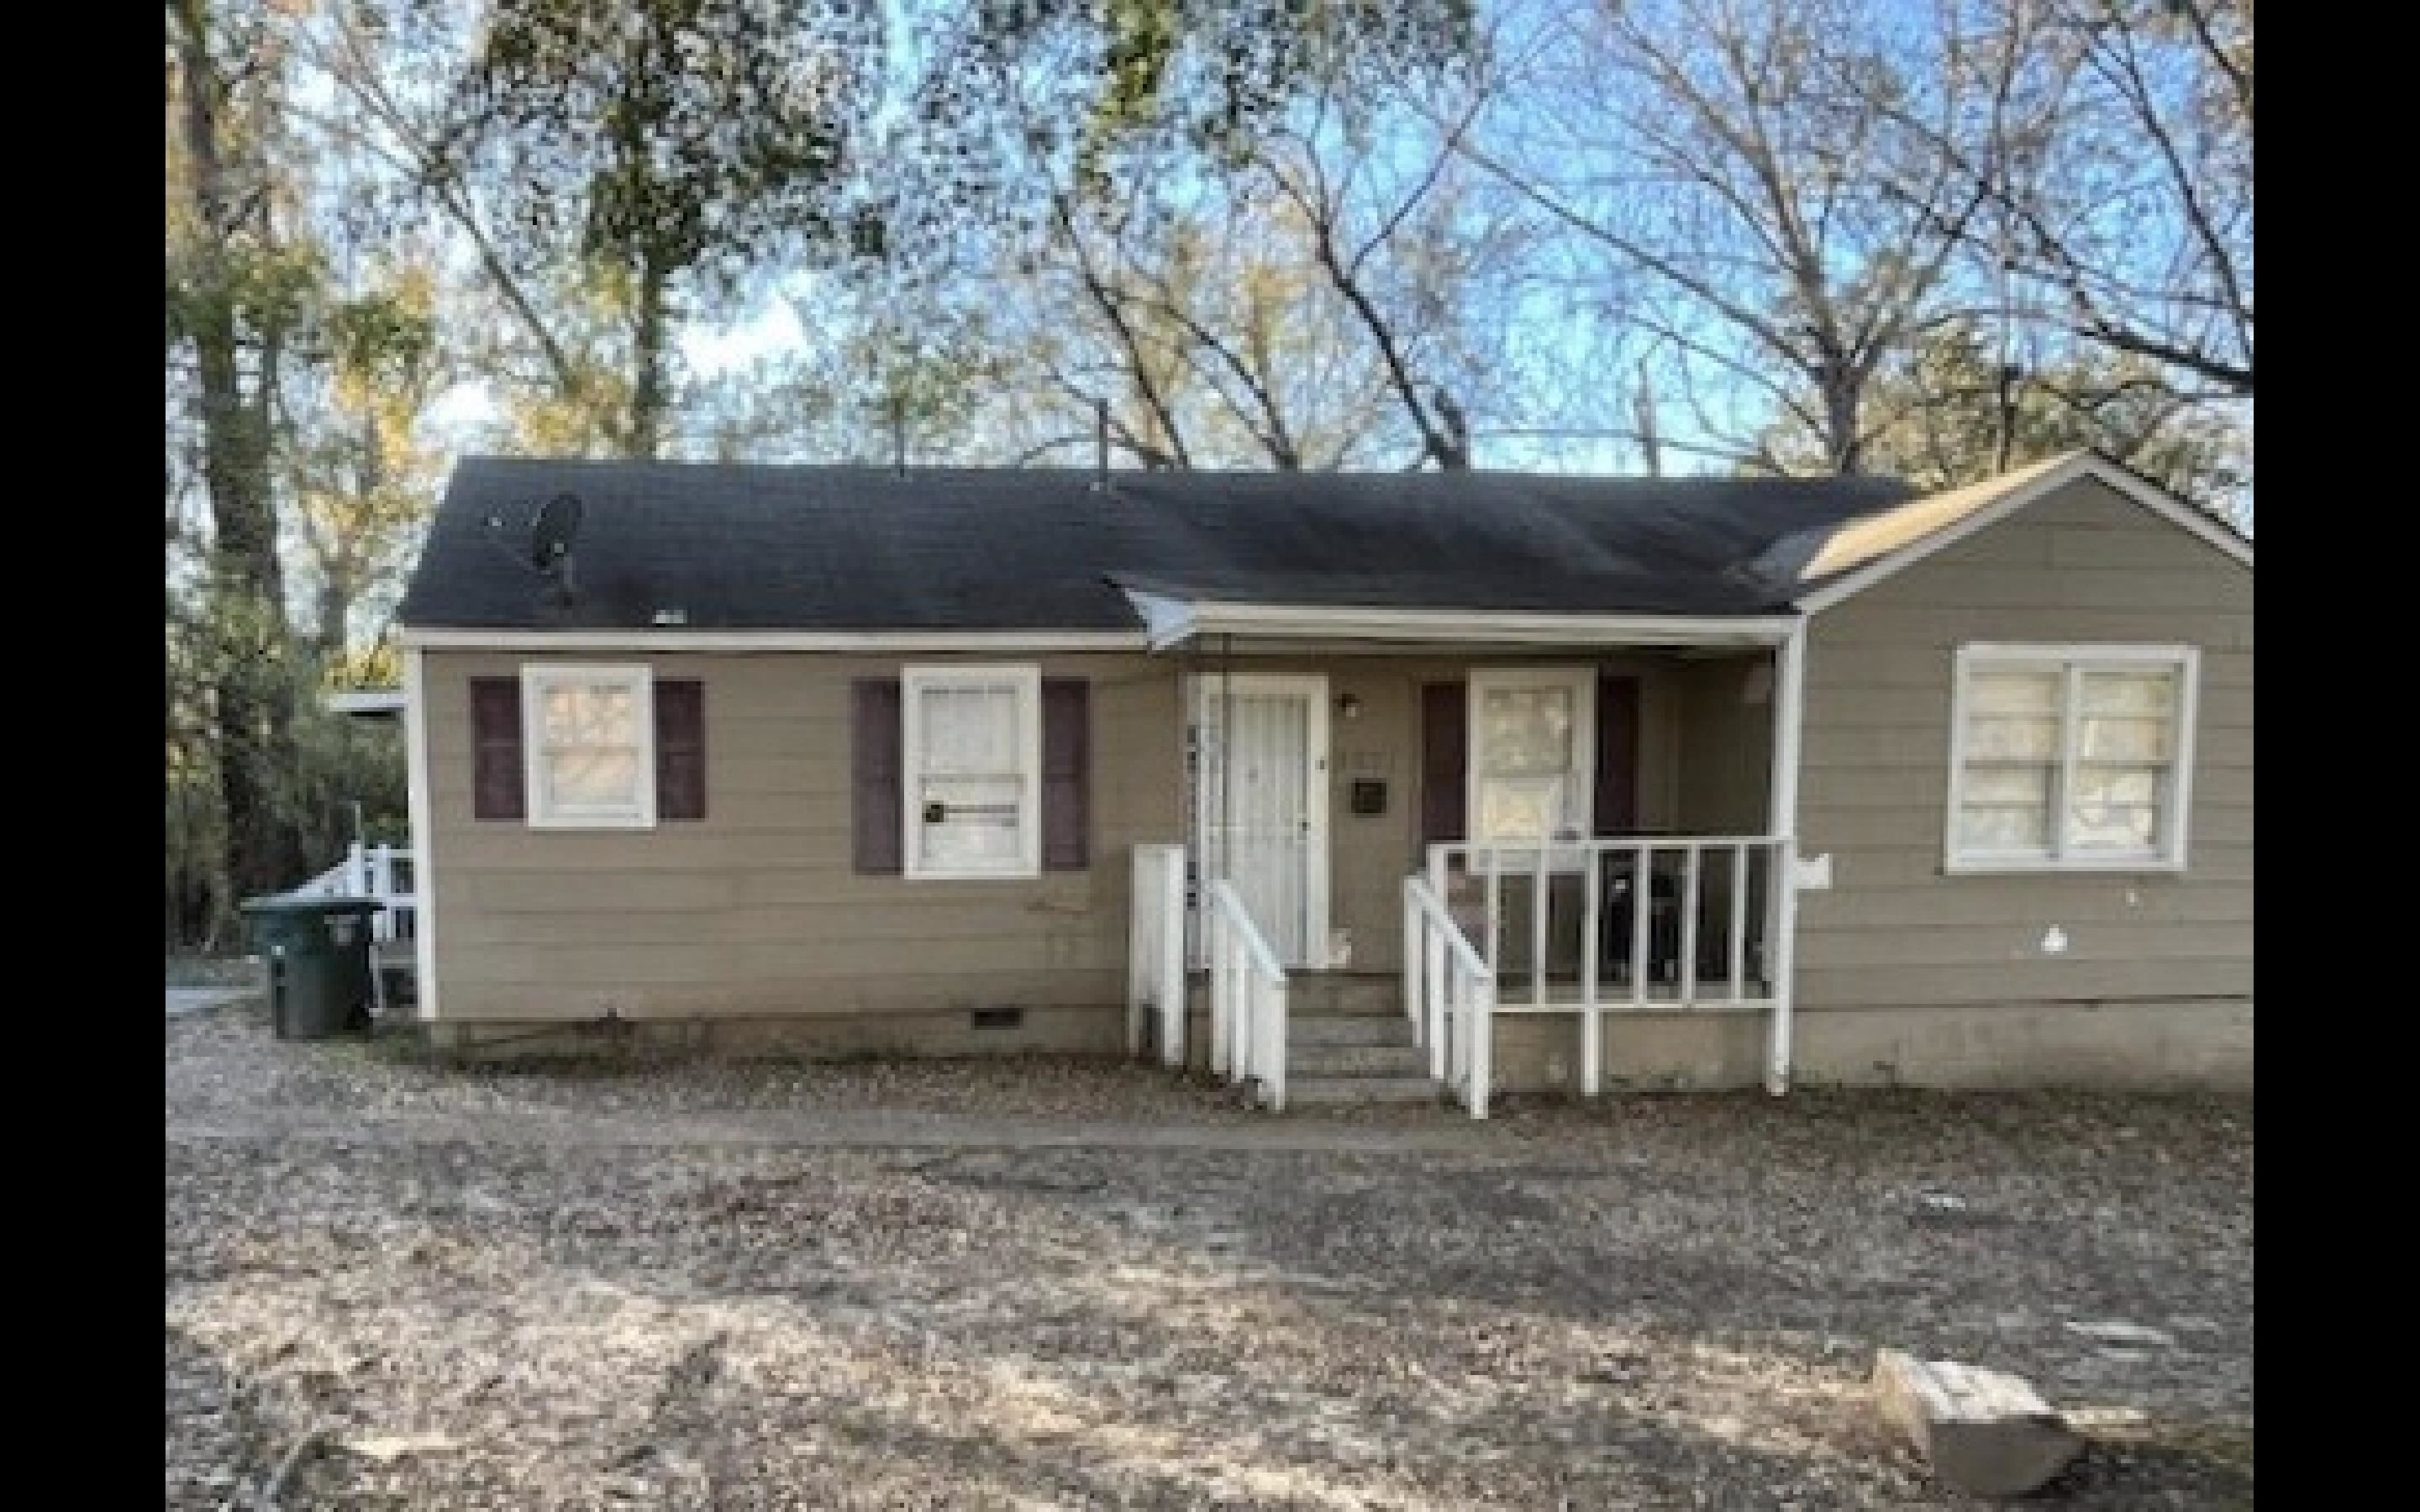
[
  {"xmin": 1289, "ymin": 1015, "xmax": 1419, "ymax": 1047},
  {"xmin": 1289, "ymin": 1042, "xmax": 1430, "ymax": 1079},
  {"xmin": 1286, "ymin": 973, "xmax": 1404, "ymax": 1017},
  {"xmin": 1286, "ymin": 1074, "xmax": 1444, "ymax": 1106},
  {"xmin": 1187, "ymin": 972, "xmax": 1406, "ymax": 1021}
]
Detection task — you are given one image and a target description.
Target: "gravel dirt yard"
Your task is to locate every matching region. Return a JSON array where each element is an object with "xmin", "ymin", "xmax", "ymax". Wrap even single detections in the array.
[{"xmin": 166, "ymin": 1001, "xmax": 2252, "ymax": 1509}]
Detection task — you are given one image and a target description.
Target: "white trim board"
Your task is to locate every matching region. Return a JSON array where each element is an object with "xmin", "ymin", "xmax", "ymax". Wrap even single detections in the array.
[
  {"xmin": 328, "ymin": 688, "xmax": 408, "ymax": 716},
  {"xmin": 1794, "ymin": 451, "xmax": 2253, "ymax": 614},
  {"xmin": 398, "ymin": 627, "xmax": 1150, "ymax": 652},
  {"xmin": 401, "ymin": 648, "xmax": 439, "ymax": 1021}
]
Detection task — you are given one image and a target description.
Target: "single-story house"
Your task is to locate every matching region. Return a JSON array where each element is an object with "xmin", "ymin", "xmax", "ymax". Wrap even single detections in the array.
[{"xmin": 393, "ymin": 449, "xmax": 2252, "ymax": 1107}]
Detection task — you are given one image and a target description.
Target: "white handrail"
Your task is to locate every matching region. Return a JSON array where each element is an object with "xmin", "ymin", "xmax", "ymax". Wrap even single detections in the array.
[
  {"xmin": 292, "ymin": 842, "xmax": 419, "ymax": 946},
  {"xmin": 1128, "ymin": 844, "xmax": 1189, "ymax": 1066},
  {"xmin": 1404, "ymin": 874, "xmax": 1497, "ymax": 1119},
  {"xmin": 1205, "ymin": 879, "xmax": 1290, "ymax": 1110}
]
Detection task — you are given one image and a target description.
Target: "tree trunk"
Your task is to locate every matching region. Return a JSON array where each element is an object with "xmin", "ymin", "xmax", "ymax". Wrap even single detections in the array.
[
  {"xmin": 174, "ymin": 0, "xmax": 309, "ymax": 907},
  {"xmin": 628, "ymin": 259, "xmax": 671, "ymax": 459},
  {"xmin": 1819, "ymin": 360, "xmax": 1864, "ymax": 474}
]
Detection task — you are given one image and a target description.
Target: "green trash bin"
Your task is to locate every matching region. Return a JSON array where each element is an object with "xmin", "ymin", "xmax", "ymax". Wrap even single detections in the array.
[{"xmin": 240, "ymin": 895, "xmax": 383, "ymax": 1039}]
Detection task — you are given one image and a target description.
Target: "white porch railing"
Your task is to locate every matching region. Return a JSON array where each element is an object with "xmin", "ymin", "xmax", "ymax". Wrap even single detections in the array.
[
  {"xmin": 1403, "ymin": 874, "xmax": 1497, "ymax": 1119},
  {"xmin": 1426, "ymin": 834, "xmax": 1791, "ymax": 1096},
  {"xmin": 1204, "ymin": 879, "xmax": 1290, "ymax": 1110},
  {"xmin": 1426, "ymin": 836, "xmax": 1786, "ymax": 1011},
  {"xmin": 1128, "ymin": 843, "xmax": 1189, "ymax": 1066},
  {"xmin": 294, "ymin": 841, "xmax": 418, "ymax": 944}
]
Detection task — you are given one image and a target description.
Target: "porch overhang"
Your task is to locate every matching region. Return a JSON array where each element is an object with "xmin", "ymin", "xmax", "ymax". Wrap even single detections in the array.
[{"xmin": 1123, "ymin": 589, "xmax": 1801, "ymax": 653}]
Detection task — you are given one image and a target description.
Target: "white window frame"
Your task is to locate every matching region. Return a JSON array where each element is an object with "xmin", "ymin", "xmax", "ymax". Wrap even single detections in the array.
[
  {"xmin": 1467, "ymin": 665, "xmax": 1597, "ymax": 857},
  {"xmin": 1945, "ymin": 643, "xmax": 2199, "ymax": 874},
  {"xmin": 902, "ymin": 663, "xmax": 1043, "ymax": 880},
  {"xmin": 521, "ymin": 663, "xmax": 657, "ymax": 830}
]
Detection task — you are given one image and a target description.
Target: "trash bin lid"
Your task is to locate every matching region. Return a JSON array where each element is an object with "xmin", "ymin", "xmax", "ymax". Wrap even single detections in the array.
[{"xmin": 239, "ymin": 893, "xmax": 385, "ymax": 917}]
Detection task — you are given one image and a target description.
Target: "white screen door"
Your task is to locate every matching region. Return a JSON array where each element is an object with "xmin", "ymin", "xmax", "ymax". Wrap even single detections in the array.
[{"xmin": 1193, "ymin": 675, "xmax": 1329, "ymax": 968}]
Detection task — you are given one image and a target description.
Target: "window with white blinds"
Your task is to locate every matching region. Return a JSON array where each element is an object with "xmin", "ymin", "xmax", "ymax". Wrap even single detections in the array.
[
  {"xmin": 522, "ymin": 664, "xmax": 656, "ymax": 828},
  {"xmin": 902, "ymin": 664, "xmax": 1041, "ymax": 879},
  {"xmin": 1947, "ymin": 645, "xmax": 2198, "ymax": 871},
  {"xmin": 1468, "ymin": 666, "xmax": 1596, "ymax": 844}
]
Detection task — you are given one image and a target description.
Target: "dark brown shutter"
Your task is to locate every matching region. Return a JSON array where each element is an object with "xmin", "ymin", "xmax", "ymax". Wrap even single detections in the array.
[
  {"xmin": 1419, "ymin": 680, "xmax": 1467, "ymax": 846},
  {"xmin": 852, "ymin": 679, "xmax": 903, "ymax": 874},
  {"xmin": 471, "ymin": 678, "xmax": 524, "ymax": 821},
  {"xmin": 655, "ymin": 680, "xmax": 706, "ymax": 821},
  {"xmin": 1595, "ymin": 673, "xmax": 1641, "ymax": 834},
  {"xmin": 1041, "ymin": 678, "xmax": 1091, "ymax": 870}
]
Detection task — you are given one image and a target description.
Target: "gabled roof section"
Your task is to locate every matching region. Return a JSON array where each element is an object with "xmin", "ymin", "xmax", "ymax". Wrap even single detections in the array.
[
  {"xmin": 1786, "ymin": 450, "xmax": 2253, "ymax": 613},
  {"xmin": 397, "ymin": 459, "xmax": 1915, "ymax": 633}
]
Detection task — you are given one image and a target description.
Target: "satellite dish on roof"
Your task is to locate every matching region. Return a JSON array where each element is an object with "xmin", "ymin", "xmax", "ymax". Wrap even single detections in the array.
[
  {"xmin": 531, "ymin": 491, "xmax": 582, "ymax": 574},
  {"xmin": 481, "ymin": 491, "xmax": 584, "ymax": 607}
]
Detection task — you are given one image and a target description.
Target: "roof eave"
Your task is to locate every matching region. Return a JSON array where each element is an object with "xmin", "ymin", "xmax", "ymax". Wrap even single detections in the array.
[{"xmin": 1126, "ymin": 593, "xmax": 1801, "ymax": 651}]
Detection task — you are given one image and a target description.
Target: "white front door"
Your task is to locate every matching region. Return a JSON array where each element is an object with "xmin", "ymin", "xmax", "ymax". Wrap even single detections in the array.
[{"xmin": 1193, "ymin": 674, "xmax": 1329, "ymax": 968}]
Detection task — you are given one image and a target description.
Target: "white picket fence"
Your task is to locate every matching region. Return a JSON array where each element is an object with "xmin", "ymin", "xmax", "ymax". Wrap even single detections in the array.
[{"xmin": 293, "ymin": 842, "xmax": 418, "ymax": 944}]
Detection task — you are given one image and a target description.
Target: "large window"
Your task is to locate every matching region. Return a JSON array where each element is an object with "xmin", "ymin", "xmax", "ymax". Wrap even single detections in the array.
[
  {"xmin": 902, "ymin": 664, "xmax": 1042, "ymax": 879},
  {"xmin": 1948, "ymin": 644, "xmax": 2198, "ymax": 872},
  {"xmin": 522, "ymin": 664, "xmax": 656, "ymax": 828},
  {"xmin": 1468, "ymin": 666, "xmax": 1596, "ymax": 844}
]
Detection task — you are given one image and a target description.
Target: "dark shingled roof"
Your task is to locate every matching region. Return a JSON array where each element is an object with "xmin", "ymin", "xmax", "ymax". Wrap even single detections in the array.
[{"xmin": 397, "ymin": 458, "xmax": 1920, "ymax": 631}]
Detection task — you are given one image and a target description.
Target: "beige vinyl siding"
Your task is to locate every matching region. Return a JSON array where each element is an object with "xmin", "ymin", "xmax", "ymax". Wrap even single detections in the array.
[
  {"xmin": 1797, "ymin": 475, "xmax": 2253, "ymax": 1020},
  {"xmin": 1673, "ymin": 653, "xmax": 1773, "ymax": 833},
  {"xmin": 424, "ymin": 650, "xmax": 1182, "ymax": 1021},
  {"xmin": 424, "ymin": 645, "xmax": 1723, "ymax": 1020}
]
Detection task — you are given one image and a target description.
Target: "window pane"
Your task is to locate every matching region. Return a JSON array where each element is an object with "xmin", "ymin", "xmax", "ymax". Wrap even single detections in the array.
[
  {"xmin": 1962, "ymin": 765, "xmax": 2052, "ymax": 806},
  {"xmin": 1969, "ymin": 669, "xmax": 2060, "ymax": 714},
  {"xmin": 1966, "ymin": 714, "xmax": 2060, "ymax": 761},
  {"xmin": 2070, "ymin": 764, "xmax": 2165, "ymax": 852},
  {"xmin": 918, "ymin": 774, "xmax": 1023, "ymax": 869},
  {"xmin": 2077, "ymin": 714, "xmax": 2171, "ymax": 762},
  {"xmin": 546, "ymin": 746, "xmax": 639, "ymax": 808},
  {"xmin": 1957, "ymin": 802, "xmax": 2050, "ymax": 853},
  {"xmin": 2081, "ymin": 669, "xmax": 2176, "ymax": 716},
  {"xmin": 922, "ymin": 686, "xmax": 1017, "ymax": 774},
  {"xmin": 542, "ymin": 683, "xmax": 635, "ymax": 746},
  {"xmin": 1480, "ymin": 687, "xmax": 1573, "ymax": 776},
  {"xmin": 1478, "ymin": 775, "xmax": 1578, "ymax": 842}
]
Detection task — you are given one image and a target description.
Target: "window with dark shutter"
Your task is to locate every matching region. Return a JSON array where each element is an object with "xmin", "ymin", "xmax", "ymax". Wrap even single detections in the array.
[
  {"xmin": 1041, "ymin": 678, "xmax": 1091, "ymax": 870},
  {"xmin": 471, "ymin": 677, "xmax": 524, "ymax": 821},
  {"xmin": 852, "ymin": 679, "xmax": 903, "ymax": 874},
  {"xmin": 1418, "ymin": 680, "xmax": 1466, "ymax": 847},
  {"xmin": 1595, "ymin": 673, "xmax": 1641, "ymax": 834},
  {"xmin": 655, "ymin": 680, "xmax": 706, "ymax": 821}
]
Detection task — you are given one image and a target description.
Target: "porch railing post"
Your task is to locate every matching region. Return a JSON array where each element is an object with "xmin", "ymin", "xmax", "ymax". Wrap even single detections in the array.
[
  {"xmin": 1160, "ymin": 853, "xmax": 1186, "ymax": 1068},
  {"xmin": 1128, "ymin": 848, "xmax": 1149, "ymax": 1058},
  {"xmin": 1581, "ymin": 848, "xmax": 1602, "ymax": 1096},
  {"xmin": 1679, "ymin": 843, "xmax": 1702, "ymax": 1006}
]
